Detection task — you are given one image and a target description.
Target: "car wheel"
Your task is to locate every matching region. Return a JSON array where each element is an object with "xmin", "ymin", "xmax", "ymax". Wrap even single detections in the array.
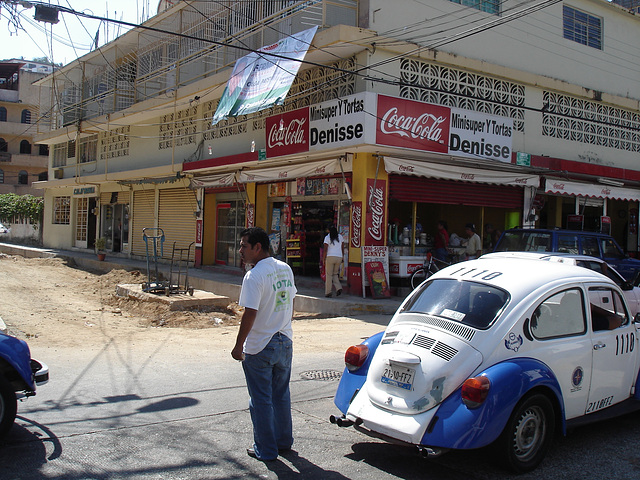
[
  {"xmin": 0, "ymin": 374, "xmax": 18, "ymax": 438},
  {"xmin": 495, "ymin": 393, "xmax": 555, "ymax": 473}
]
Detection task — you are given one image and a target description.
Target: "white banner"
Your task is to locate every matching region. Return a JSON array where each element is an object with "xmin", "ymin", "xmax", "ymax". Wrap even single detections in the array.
[
  {"xmin": 384, "ymin": 157, "xmax": 539, "ymax": 187},
  {"xmin": 190, "ymin": 172, "xmax": 236, "ymax": 188},
  {"xmin": 211, "ymin": 26, "xmax": 318, "ymax": 125},
  {"xmin": 545, "ymin": 178, "xmax": 640, "ymax": 201},
  {"xmin": 237, "ymin": 159, "xmax": 338, "ymax": 184}
]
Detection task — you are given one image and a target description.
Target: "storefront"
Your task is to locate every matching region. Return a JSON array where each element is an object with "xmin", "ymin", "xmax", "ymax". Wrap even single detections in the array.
[{"xmin": 99, "ymin": 191, "xmax": 130, "ymax": 253}]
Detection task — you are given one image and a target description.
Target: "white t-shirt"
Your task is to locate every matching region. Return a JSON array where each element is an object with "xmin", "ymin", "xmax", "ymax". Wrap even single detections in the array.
[
  {"xmin": 238, "ymin": 256, "xmax": 296, "ymax": 354},
  {"xmin": 324, "ymin": 233, "xmax": 344, "ymax": 258}
]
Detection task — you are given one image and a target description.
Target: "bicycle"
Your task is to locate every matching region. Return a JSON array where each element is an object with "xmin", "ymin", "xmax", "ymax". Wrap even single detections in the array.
[{"xmin": 410, "ymin": 252, "xmax": 451, "ymax": 290}]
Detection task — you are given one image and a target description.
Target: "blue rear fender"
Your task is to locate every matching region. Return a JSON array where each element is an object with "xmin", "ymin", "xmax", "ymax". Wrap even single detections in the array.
[
  {"xmin": 420, "ymin": 357, "xmax": 565, "ymax": 450},
  {"xmin": 334, "ymin": 331, "xmax": 384, "ymax": 414},
  {"xmin": 0, "ymin": 334, "xmax": 35, "ymax": 391}
]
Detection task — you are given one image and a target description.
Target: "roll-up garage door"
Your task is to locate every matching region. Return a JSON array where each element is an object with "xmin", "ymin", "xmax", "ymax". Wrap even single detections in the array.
[
  {"xmin": 157, "ymin": 188, "xmax": 197, "ymax": 260},
  {"xmin": 389, "ymin": 175, "xmax": 524, "ymax": 209},
  {"xmin": 131, "ymin": 189, "xmax": 156, "ymax": 258}
]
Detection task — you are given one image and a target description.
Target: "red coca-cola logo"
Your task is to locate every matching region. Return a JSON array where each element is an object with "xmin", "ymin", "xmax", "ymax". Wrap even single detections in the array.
[
  {"xmin": 266, "ymin": 107, "xmax": 310, "ymax": 157},
  {"xmin": 246, "ymin": 203, "xmax": 255, "ymax": 228},
  {"xmin": 365, "ymin": 179, "xmax": 386, "ymax": 246},
  {"xmin": 376, "ymin": 95, "xmax": 450, "ymax": 153},
  {"xmin": 351, "ymin": 201, "xmax": 362, "ymax": 248}
]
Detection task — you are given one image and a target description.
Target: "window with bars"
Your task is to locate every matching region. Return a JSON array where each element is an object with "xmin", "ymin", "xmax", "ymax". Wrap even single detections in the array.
[
  {"xmin": 563, "ymin": 5, "xmax": 602, "ymax": 50},
  {"xmin": 53, "ymin": 196, "xmax": 71, "ymax": 225},
  {"xmin": 449, "ymin": 0, "xmax": 500, "ymax": 15},
  {"xmin": 53, "ymin": 143, "xmax": 67, "ymax": 167}
]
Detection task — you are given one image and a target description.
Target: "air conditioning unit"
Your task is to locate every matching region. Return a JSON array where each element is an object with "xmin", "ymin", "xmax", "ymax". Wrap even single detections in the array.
[{"xmin": 54, "ymin": 168, "xmax": 64, "ymax": 179}]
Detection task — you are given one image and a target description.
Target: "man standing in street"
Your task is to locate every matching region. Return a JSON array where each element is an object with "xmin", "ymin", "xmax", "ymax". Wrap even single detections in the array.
[{"xmin": 232, "ymin": 227, "xmax": 297, "ymax": 461}]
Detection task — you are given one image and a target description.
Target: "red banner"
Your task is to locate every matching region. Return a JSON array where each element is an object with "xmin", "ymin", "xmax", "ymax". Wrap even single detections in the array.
[
  {"xmin": 351, "ymin": 201, "xmax": 362, "ymax": 248},
  {"xmin": 246, "ymin": 203, "xmax": 255, "ymax": 228},
  {"xmin": 365, "ymin": 178, "xmax": 386, "ymax": 246},
  {"xmin": 376, "ymin": 94, "xmax": 450, "ymax": 153},
  {"xmin": 266, "ymin": 107, "xmax": 310, "ymax": 157}
]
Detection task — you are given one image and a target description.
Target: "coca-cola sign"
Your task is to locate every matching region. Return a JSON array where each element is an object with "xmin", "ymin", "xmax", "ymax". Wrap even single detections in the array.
[
  {"xmin": 351, "ymin": 201, "xmax": 362, "ymax": 248},
  {"xmin": 376, "ymin": 95, "xmax": 450, "ymax": 153},
  {"xmin": 365, "ymin": 178, "xmax": 386, "ymax": 246},
  {"xmin": 266, "ymin": 107, "xmax": 310, "ymax": 157}
]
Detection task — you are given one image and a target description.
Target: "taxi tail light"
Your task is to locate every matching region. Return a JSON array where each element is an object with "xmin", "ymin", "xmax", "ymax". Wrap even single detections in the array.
[
  {"xmin": 461, "ymin": 375, "xmax": 490, "ymax": 408},
  {"xmin": 345, "ymin": 344, "xmax": 369, "ymax": 372}
]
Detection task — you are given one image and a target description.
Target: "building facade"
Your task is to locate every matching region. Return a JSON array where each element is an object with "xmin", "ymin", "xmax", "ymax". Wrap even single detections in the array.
[{"xmin": 33, "ymin": 0, "xmax": 640, "ymax": 295}]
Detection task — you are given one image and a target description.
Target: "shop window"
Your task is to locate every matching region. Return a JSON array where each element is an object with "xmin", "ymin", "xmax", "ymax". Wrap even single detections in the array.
[
  {"xmin": 18, "ymin": 170, "xmax": 28, "ymax": 185},
  {"xmin": 21, "ymin": 109, "xmax": 32, "ymax": 124},
  {"xmin": 20, "ymin": 140, "xmax": 31, "ymax": 154},
  {"xmin": 53, "ymin": 196, "xmax": 71, "ymax": 224},
  {"xmin": 0, "ymin": 107, "xmax": 6, "ymax": 122}
]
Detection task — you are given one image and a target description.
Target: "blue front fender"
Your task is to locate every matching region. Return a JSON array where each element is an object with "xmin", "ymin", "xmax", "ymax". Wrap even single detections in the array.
[
  {"xmin": 0, "ymin": 334, "xmax": 35, "ymax": 390},
  {"xmin": 421, "ymin": 357, "xmax": 565, "ymax": 450},
  {"xmin": 333, "ymin": 331, "xmax": 384, "ymax": 414}
]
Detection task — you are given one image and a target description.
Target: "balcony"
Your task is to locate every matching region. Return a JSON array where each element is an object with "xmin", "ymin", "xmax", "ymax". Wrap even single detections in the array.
[{"xmin": 53, "ymin": 0, "xmax": 358, "ymax": 128}]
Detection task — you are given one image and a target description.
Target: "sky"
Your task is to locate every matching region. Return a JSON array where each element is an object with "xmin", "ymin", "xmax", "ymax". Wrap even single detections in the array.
[{"xmin": 1, "ymin": 1, "xmax": 154, "ymax": 65}]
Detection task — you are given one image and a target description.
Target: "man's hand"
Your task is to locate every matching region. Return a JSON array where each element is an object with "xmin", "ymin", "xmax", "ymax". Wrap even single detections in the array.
[{"xmin": 231, "ymin": 344, "xmax": 245, "ymax": 361}]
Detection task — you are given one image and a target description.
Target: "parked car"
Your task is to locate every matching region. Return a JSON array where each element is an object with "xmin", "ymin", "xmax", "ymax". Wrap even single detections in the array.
[
  {"xmin": 0, "ymin": 222, "xmax": 8, "ymax": 234},
  {"xmin": 482, "ymin": 251, "xmax": 640, "ymax": 317},
  {"xmin": 331, "ymin": 256, "xmax": 640, "ymax": 472},
  {"xmin": 0, "ymin": 331, "xmax": 49, "ymax": 437},
  {"xmin": 493, "ymin": 228, "xmax": 640, "ymax": 281}
]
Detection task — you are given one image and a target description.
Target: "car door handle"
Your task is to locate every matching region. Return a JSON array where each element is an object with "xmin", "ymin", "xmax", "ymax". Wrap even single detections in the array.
[{"xmin": 593, "ymin": 342, "xmax": 606, "ymax": 350}]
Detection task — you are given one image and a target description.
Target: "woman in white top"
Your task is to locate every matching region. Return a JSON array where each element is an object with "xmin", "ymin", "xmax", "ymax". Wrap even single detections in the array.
[{"xmin": 323, "ymin": 226, "xmax": 344, "ymax": 297}]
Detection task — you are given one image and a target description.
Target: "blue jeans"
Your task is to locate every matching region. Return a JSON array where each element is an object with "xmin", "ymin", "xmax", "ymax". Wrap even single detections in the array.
[{"xmin": 242, "ymin": 332, "xmax": 293, "ymax": 460}]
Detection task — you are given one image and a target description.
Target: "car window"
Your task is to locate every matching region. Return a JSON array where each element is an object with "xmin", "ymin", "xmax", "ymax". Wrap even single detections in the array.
[
  {"xmin": 495, "ymin": 232, "xmax": 550, "ymax": 252},
  {"xmin": 557, "ymin": 235, "xmax": 579, "ymax": 254},
  {"xmin": 581, "ymin": 236, "xmax": 600, "ymax": 257},
  {"xmin": 576, "ymin": 260, "xmax": 624, "ymax": 287},
  {"xmin": 588, "ymin": 286, "xmax": 628, "ymax": 331},
  {"xmin": 402, "ymin": 279, "xmax": 509, "ymax": 329},
  {"xmin": 600, "ymin": 238, "xmax": 625, "ymax": 260},
  {"xmin": 531, "ymin": 289, "xmax": 586, "ymax": 339}
]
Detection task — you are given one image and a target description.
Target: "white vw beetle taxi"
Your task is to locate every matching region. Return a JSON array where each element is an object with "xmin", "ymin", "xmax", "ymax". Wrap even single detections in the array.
[{"xmin": 331, "ymin": 256, "xmax": 640, "ymax": 472}]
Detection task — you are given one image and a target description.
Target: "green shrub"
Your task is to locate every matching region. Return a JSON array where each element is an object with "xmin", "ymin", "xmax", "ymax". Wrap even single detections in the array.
[{"xmin": 0, "ymin": 194, "xmax": 44, "ymax": 227}]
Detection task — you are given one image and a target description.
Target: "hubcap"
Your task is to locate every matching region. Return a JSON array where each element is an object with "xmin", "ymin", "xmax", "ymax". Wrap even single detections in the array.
[{"xmin": 512, "ymin": 405, "xmax": 545, "ymax": 460}]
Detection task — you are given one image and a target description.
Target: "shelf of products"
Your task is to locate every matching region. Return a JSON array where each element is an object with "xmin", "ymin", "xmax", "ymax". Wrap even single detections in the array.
[{"xmin": 286, "ymin": 235, "xmax": 304, "ymax": 272}]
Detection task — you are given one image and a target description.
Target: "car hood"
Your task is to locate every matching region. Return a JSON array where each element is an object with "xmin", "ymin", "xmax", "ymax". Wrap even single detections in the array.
[{"xmin": 363, "ymin": 317, "xmax": 483, "ymax": 415}]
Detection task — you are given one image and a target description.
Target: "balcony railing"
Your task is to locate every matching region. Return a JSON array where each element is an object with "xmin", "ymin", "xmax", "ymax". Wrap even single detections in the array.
[{"xmin": 53, "ymin": 0, "xmax": 358, "ymax": 129}]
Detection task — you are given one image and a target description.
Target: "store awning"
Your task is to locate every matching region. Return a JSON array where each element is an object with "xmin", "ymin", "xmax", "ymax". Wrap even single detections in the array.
[
  {"xmin": 384, "ymin": 157, "xmax": 539, "ymax": 187},
  {"xmin": 190, "ymin": 172, "xmax": 237, "ymax": 188},
  {"xmin": 237, "ymin": 159, "xmax": 338, "ymax": 183},
  {"xmin": 545, "ymin": 178, "xmax": 640, "ymax": 202}
]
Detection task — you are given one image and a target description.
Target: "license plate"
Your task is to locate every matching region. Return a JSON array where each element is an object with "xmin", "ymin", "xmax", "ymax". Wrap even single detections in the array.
[{"xmin": 381, "ymin": 364, "xmax": 415, "ymax": 390}]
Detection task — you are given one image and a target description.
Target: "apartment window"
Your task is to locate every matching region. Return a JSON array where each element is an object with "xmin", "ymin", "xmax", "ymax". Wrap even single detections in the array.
[
  {"xmin": 563, "ymin": 5, "xmax": 602, "ymax": 49},
  {"xmin": 0, "ymin": 138, "xmax": 7, "ymax": 152},
  {"xmin": 78, "ymin": 135, "xmax": 98, "ymax": 163},
  {"xmin": 20, "ymin": 140, "xmax": 31, "ymax": 154},
  {"xmin": 53, "ymin": 196, "xmax": 71, "ymax": 224},
  {"xmin": 0, "ymin": 169, "xmax": 3, "ymax": 183},
  {"xmin": 18, "ymin": 170, "xmax": 28, "ymax": 185},
  {"xmin": 38, "ymin": 144, "xmax": 49, "ymax": 156},
  {"xmin": 53, "ymin": 143, "xmax": 67, "ymax": 167},
  {"xmin": 0, "ymin": 107, "xmax": 6, "ymax": 122},
  {"xmin": 21, "ymin": 109, "xmax": 32, "ymax": 124},
  {"xmin": 449, "ymin": 0, "xmax": 499, "ymax": 15}
]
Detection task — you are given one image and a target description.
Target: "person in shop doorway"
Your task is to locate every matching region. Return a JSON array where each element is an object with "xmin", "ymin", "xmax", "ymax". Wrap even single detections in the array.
[
  {"xmin": 434, "ymin": 220, "xmax": 450, "ymax": 263},
  {"xmin": 323, "ymin": 226, "xmax": 345, "ymax": 297},
  {"xmin": 464, "ymin": 223, "xmax": 482, "ymax": 260},
  {"xmin": 232, "ymin": 227, "xmax": 297, "ymax": 462},
  {"xmin": 484, "ymin": 223, "xmax": 502, "ymax": 252}
]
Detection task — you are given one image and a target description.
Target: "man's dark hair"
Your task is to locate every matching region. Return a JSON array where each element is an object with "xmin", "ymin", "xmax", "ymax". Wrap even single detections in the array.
[{"xmin": 241, "ymin": 227, "xmax": 270, "ymax": 252}]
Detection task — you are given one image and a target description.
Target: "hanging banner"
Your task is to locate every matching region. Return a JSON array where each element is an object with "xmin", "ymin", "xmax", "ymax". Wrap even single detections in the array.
[
  {"xmin": 211, "ymin": 26, "xmax": 318, "ymax": 125},
  {"xmin": 246, "ymin": 203, "xmax": 255, "ymax": 228},
  {"xmin": 365, "ymin": 178, "xmax": 387, "ymax": 246}
]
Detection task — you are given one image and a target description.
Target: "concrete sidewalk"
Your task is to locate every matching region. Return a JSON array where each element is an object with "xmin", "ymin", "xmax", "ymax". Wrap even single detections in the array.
[{"xmin": 0, "ymin": 242, "xmax": 402, "ymax": 316}]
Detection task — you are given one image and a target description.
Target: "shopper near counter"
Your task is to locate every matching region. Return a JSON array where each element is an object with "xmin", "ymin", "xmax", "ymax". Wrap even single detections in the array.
[
  {"xmin": 464, "ymin": 223, "xmax": 482, "ymax": 260},
  {"xmin": 434, "ymin": 220, "xmax": 450, "ymax": 263},
  {"xmin": 323, "ymin": 226, "xmax": 344, "ymax": 297}
]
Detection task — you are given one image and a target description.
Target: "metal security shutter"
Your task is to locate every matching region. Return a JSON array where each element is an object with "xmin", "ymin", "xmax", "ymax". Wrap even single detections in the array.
[
  {"xmin": 157, "ymin": 188, "xmax": 197, "ymax": 260},
  {"xmin": 389, "ymin": 175, "xmax": 523, "ymax": 209},
  {"xmin": 131, "ymin": 189, "xmax": 156, "ymax": 258}
]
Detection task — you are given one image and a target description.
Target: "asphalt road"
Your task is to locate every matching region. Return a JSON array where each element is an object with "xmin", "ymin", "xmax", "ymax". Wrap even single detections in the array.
[{"xmin": 2, "ymin": 326, "xmax": 640, "ymax": 480}]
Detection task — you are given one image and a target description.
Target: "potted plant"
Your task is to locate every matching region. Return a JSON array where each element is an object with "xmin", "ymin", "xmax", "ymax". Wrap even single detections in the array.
[{"xmin": 95, "ymin": 237, "xmax": 107, "ymax": 261}]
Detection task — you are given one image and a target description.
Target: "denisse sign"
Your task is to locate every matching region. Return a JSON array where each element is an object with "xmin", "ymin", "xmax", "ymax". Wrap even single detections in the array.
[{"xmin": 266, "ymin": 93, "xmax": 512, "ymax": 160}]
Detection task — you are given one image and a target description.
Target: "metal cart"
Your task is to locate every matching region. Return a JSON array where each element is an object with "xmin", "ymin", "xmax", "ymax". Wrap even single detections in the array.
[
  {"xmin": 142, "ymin": 227, "xmax": 168, "ymax": 294},
  {"xmin": 166, "ymin": 242, "xmax": 195, "ymax": 296}
]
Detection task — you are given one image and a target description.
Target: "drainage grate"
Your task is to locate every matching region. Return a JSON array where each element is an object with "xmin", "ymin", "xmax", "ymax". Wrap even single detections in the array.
[{"xmin": 300, "ymin": 369, "xmax": 343, "ymax": 381}]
